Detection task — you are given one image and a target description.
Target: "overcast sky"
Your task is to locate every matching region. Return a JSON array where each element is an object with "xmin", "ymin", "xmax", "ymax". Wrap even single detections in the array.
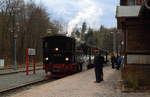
[{"xmin": 34, "ymin": 0, "xmax": 119, "ymax": 33}]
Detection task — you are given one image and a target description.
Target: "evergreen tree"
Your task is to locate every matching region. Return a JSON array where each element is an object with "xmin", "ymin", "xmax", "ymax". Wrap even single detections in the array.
[
  {"xmin": 85, "ymin": 27, "xmax": 96, "ymax": 47},
  {"xmin": 71, "ymin": 25, "xmax": 80, "ymax": 39},
  {"xmin": 81, "ymin": 22, "xmax": 87, "ymax": 40}
]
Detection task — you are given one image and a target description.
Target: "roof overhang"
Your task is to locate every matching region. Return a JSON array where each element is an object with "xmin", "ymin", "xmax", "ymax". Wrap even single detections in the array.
[
  {"xmin": 116, "ymin": 0, "xmax": 150, "ymax": 18},
  {"xmin": 116, "ymin": 6, "xmax": 141, "ymax": 18},
  {"xmin": 116, "ymin": 0, "xmax": 150, "ymax": 29}
]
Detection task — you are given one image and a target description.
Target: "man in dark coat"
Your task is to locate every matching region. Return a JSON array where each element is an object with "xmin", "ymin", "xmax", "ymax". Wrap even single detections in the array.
[
  {"xmin": 94, "ymin": 53, "xmax": 105, "ymax": 83},
  {"xmin": 111, "ymin": 53, "xmax": 116, "ymax": 69}
]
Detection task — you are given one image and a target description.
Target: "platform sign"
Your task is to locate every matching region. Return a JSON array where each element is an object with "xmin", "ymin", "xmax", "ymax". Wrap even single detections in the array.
[
  {"xmin": 0, "ymin": 59, "xmax": 4, "ymax": 68},
  {"xmin": 28, "ymin": 48, "xmax": 36, "ymax": 56},
  {"xmin": 26, "ymin": 48, "xmax": 36, "ymax": 75}
]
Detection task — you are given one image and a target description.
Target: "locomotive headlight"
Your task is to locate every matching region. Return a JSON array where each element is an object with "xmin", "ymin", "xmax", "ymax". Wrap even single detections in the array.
[
  {"xmin": 65, "ymin": 57, "xmax": 69, "ymax": 61},
  {"xmin": 55, "ymin": 48, "xmax": 59, "ymax": 51},
  {"xmin": 45, "ymin": 57, "xmax": 49, "ymax": 61}
]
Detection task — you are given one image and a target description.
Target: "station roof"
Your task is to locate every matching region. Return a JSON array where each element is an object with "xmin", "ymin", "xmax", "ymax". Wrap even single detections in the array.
[{"xmin": 116, "ymin": 6, "xmax": 141, "ymax": 17}]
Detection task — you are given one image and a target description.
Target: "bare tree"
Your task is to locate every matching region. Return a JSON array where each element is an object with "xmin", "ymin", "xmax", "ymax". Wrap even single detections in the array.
[{"xmin": 0, "ymin": 0, "xmax": 59, "ymax": 68}]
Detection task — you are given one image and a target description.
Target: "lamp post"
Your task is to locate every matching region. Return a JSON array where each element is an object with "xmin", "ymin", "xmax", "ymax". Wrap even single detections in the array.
[
  {"xmin": 9, "ymin": 28, "xmax": 17, "ymax": 70},
  {"xmin": 11, "ymin": 7, "xmax": 20, "ymax": 70},
  {"xmin": 13, "ymin": 34, "xmax": 18, "ymax": 69},
  {"xmin": 120, "ymin": 40, "xmax": 124, "ymax": 55}
]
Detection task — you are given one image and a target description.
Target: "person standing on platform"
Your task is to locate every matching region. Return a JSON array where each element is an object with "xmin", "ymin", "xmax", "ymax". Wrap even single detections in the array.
[
  {"xmin": 116, "ymin": 54, "xmax": 122, "ymax": 70},
  {"xmin": 94, "ymin": 52, "xmax": 105, "ymax": 83},
  {"xmin": 111, "ymin": 53, "xmax": 116, "ymax": 69}
]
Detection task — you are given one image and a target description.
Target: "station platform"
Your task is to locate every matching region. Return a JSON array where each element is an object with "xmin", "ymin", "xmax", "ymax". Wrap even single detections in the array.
[{"xmin": 8, "ymin": 66, "xmax": 150, "ymax": 97}]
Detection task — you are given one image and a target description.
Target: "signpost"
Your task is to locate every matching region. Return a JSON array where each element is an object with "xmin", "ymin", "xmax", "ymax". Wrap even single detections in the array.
[
  {"xmin": 28, "ymin": 48, "xmax": 36, "ymax": 56},
  {"xmin": 26, "ymin": 48, "xmax": 36, "ymax": 75}
]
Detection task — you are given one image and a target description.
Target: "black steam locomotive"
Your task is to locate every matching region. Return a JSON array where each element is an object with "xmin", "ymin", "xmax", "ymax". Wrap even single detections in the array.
[{"xmin": 43, "ymin": 35, "xmax": 99, "ymax": 77}]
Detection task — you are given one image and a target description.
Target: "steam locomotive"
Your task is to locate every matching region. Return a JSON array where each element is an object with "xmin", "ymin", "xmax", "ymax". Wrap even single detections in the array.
[{"xmin": 43, "ymin": 35, "xmax": 100, "ymax": 77}]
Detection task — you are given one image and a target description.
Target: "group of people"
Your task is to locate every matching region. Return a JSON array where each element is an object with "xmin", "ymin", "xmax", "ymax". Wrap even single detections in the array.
[
  {"xmin": 93, "ymin": 52, "xmax": 123, "ymax": 83},
  {"xmin": 111, "ymin": 53, "xmax": 123, "ymax": 70}
]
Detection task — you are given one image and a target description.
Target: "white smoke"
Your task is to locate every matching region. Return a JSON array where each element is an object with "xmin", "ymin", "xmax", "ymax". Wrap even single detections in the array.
[
  {"xmin": 33, "ymin": 0, "xmax": 104, "ymax": 35},
  {"xmin": 67, "ymin": 0, "xmax": 103, "ymax": 35}
]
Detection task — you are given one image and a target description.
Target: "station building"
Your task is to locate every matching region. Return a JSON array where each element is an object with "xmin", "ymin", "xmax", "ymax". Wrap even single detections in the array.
[{"xmin": 116, "ymin": 0, "xmax": 150, "ymax": 89}]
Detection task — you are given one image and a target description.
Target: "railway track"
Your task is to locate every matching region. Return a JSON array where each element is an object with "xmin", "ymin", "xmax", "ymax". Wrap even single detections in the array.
[
  {"xmin": 0, "ymin": 77, "xmax": 56, "ymax": 97},
  {"xmin": 0, "ymin": 79, "xmax": 46, "ymax": 93},
  {"xmin": 0, "ymin": 67, "xmax": 43, "ymax": 75},
  {"xmin": 0, "ymin": 68, "xmax": 48, "ymax": 95}
]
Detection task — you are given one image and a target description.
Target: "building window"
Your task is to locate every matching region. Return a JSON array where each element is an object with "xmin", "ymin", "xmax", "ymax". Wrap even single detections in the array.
[{"xmin": 128, "ymin": 0, "xmax": 136, "ymax": 5}]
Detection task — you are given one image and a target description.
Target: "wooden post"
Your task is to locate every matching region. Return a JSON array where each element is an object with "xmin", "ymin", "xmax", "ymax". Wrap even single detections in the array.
[
  {"xmin": 26, "ymin": 48, "xmax": 29, "ymax": 75},
  {"xmin": 33, "ymin": 56, "xmax": 35, "ymax": 74}
]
